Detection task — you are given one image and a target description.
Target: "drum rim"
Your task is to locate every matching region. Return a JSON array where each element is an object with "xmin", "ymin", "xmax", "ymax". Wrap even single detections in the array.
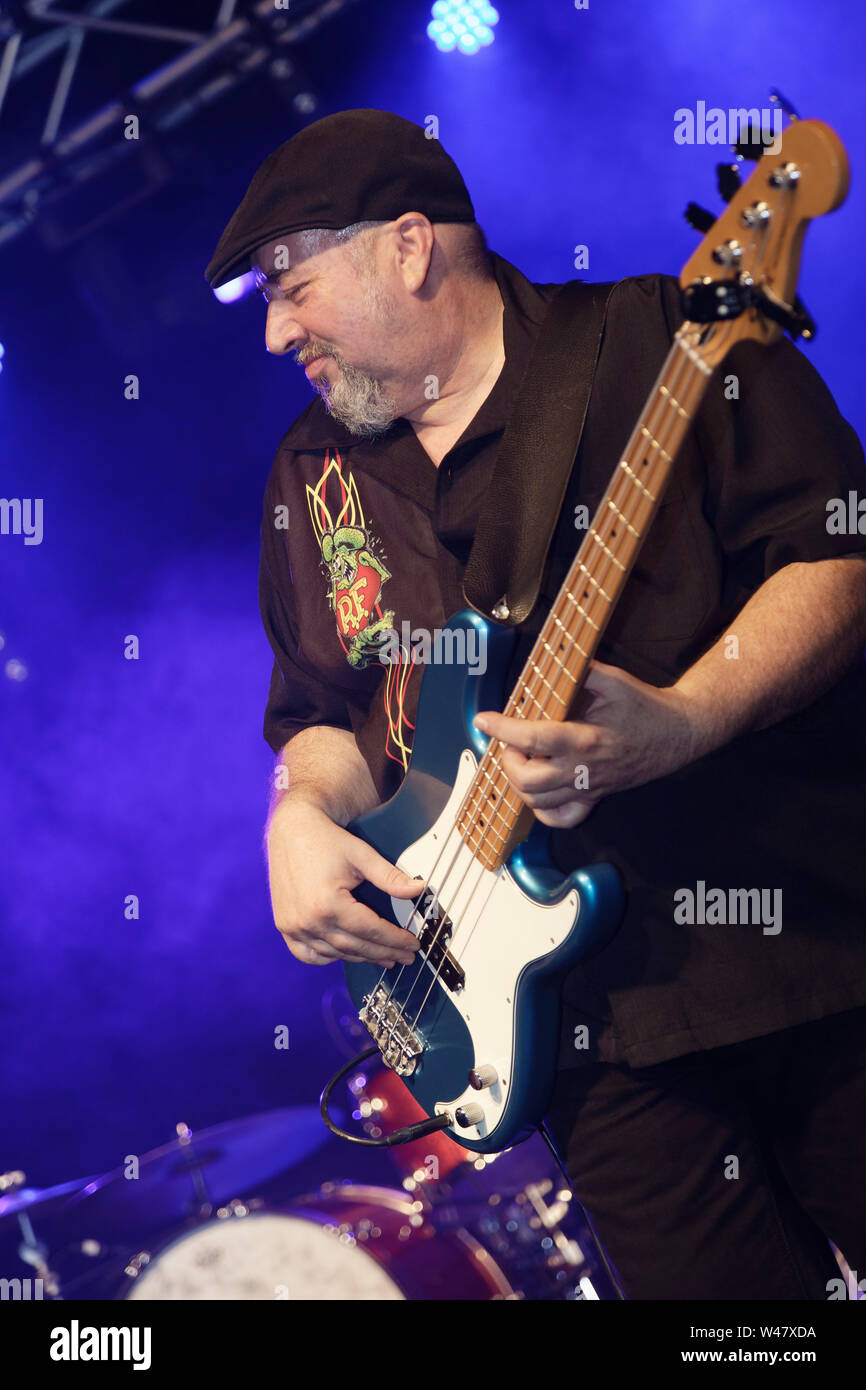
[{"xmin": 118, "ymin": 1184, "xmax": 515, "ymax": 1301}]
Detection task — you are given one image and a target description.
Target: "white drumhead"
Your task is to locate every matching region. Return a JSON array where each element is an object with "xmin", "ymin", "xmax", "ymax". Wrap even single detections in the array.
[{"xmin": 126, "ymin": 1212, "xmax": 405, "ymax": 1301}]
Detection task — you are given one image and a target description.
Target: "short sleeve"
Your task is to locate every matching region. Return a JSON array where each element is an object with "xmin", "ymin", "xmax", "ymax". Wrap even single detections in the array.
[
  {"xmin": 655, "ymin": 275, "xmax": 866, "ymax": 592},
  {"xmin": 259, "ymin": 456, "xmax": 354, "ymax": 754}
]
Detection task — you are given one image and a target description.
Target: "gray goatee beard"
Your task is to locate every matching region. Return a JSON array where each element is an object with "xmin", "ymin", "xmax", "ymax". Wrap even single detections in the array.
[{"xmin": 311, "ymin": 353, "xmax": 399, "ymax": 437}]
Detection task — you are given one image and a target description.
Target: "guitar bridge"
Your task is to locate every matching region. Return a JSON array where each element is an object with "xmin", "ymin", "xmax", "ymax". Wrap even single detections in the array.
[{"xmin": 360, "ymin": 984, "xmax": 424, "ymax": 1076}]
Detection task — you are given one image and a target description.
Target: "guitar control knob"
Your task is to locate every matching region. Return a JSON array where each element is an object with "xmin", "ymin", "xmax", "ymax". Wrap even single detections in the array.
[
  {"xmin": 468, "ymin": 1065, "xmax": 498, "ymax": 1090},
  {"xmin": 455, "ymin": 1103, "xmax": 484, "ymax": 1128}
]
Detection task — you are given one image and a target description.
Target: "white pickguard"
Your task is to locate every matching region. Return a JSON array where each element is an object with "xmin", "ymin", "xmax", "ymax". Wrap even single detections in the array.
[{"xmin": 390, "ymin": 749, "xmax": 579, "ymax": 1145}]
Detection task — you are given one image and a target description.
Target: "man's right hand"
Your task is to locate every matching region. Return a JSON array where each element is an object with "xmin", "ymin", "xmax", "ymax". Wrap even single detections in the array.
[{"xmin": 266, "ymin": 798, "xmax": 424, "ymax": 967}]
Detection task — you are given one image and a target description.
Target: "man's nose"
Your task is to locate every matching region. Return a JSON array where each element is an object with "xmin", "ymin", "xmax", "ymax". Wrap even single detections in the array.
[{"xmin": 265, "ymin": 301, "xmax": 305, "ymax": 356}]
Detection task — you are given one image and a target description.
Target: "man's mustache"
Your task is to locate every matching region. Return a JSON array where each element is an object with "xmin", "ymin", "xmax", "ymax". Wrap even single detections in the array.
[{"xmin": 296, "ymin": 344, "xmax": 335, "ymax": 366}]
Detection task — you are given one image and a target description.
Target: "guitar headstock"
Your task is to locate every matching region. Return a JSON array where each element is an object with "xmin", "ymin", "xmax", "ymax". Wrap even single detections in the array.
[{"xmin": 678, "ymin": 119, "xmax": 849, "ymax": 369}]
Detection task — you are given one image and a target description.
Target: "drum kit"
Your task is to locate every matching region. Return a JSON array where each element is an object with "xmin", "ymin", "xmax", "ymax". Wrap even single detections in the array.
[{"xmin": 0, "ymin": 990, "xmax": 616, "ymax": 1301}]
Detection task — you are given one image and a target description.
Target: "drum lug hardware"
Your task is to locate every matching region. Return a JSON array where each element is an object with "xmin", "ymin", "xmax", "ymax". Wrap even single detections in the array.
[{"xmin": 217, "ymin": 1198, "xmax": 250, "ymax": 1220}]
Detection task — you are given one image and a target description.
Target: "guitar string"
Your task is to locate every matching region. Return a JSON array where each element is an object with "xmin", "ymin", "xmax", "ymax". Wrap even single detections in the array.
[
  {"xmin": 400, "ymin": 325, "xmax": 717, "ymax": 1044},
  {"xmin": 420, "ymin": 197, "xmax": 773, "ymax": 904},
  {"xmin": 365, "ymin": 326, "xmax": 710, "ymax": 1060},
  {"xmin": 365, "ymin": 215, "xmax": 780, "ymax": 1099},
  {"xmin": 367, "ymin": 327, "xmax": 710, "ymax": 1062},
  {"xmin": 378, "ymin": 333, "xmax": 709, "ymax": 1070},
  {"xmin": 455, "ymin": 276, "xmax": 761, "ymax": 852}
]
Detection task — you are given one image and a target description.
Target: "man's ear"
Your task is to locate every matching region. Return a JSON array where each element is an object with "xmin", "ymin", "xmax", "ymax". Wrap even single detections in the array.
[{"xmin": 392, "ymin": 213, "xmax": 435, "ymax": 293}]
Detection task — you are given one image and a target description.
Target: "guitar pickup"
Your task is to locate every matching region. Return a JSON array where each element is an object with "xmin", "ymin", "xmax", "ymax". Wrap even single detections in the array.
[{"xmin": 418, "ymin": 916, "xmax": 464, "ymax": 992}]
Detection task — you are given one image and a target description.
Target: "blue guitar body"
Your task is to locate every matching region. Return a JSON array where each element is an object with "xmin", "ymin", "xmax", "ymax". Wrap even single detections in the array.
[{"xmin": 344, "ymin": 609, "xmax": 624, "ymax": 1153}]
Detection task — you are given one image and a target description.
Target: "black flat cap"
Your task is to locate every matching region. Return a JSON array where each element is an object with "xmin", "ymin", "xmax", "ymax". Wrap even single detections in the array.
[{"xmin": 205, "ymin": 108, "xmax": 476, "ymax": 288}]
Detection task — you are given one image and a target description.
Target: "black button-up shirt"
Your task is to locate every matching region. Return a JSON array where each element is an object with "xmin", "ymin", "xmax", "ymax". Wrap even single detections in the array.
[{"xmin": 260, "ymin": 250, "xmax": 866, "ymax": 1069}]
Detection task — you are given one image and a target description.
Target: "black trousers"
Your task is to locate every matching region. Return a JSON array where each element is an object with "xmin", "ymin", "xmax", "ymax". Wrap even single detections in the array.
[{"xmin": 545, "ymin": 1005, "xmax": 866, "ymax": 1300}]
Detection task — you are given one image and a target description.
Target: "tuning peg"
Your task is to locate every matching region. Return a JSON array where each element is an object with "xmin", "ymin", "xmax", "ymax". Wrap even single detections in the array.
[
  {"xmin": 732, "ymin": 124, "xmax": 776, "ymax": 162},
  {"xmin": 753, "ymin": 288, "xmax": 817, "ymax": 341},
  {"xmin": 769, "ymin": 88, "xmax": 800, "ymax": 122},
  {"xmin": 748, "ymin": 288, "xmax": 818, "ymax": 342},
  {"xmin": 684, "ymin": 201, "xmax": 716, "ymax": 234},
  {"xmin": 716, "ymin": 162, "xmax": 741, "ymax": 203},
  {"xmin": 790, "ymin": 295, "xmax": 817, "ymax": 341}
]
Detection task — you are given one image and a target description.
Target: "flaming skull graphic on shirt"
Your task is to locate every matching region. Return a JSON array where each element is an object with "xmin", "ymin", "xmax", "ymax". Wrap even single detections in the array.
[{"xmin": 306, "ymin": 452, "xmax": 395, "ymax": 669}]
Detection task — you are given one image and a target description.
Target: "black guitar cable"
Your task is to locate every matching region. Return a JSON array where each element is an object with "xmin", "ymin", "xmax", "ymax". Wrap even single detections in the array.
[{"xmin": 320, "ymin": 1046, "xmax": 453, "ymax": 1146}]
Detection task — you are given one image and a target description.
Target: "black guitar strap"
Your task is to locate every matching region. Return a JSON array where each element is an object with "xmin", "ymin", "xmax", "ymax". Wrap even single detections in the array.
[{"xmin": 462, "ymin": 277, "xmax": 620, "ymax": 627}]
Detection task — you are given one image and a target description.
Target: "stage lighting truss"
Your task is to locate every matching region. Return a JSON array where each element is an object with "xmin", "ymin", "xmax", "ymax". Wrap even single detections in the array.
[
  {"xmin": 427, "ymin": 1, "xmax": 499, "ymax": 55},
  {"xmin": 0, "ymin": 0, "xmax": 363, "ymax": 252}
]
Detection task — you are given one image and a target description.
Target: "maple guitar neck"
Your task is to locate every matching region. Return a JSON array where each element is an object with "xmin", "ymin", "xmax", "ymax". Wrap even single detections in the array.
[
  {"xmin": 456, "ymin": 116, "xmax": 850, "ymax": 875},
  {"xmin": 458, "ymin": 324, "xmax": 715, "ymax": 871}
]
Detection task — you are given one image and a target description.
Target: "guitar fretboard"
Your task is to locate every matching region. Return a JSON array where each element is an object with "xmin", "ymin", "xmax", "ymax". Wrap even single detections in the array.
[{"xmin": 458, "ymin": 325, "xmax": 714, "ymax": 871}]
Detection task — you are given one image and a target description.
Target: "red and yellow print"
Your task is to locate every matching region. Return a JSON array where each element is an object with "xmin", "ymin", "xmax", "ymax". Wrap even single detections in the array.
[{"xmin": 305, "ymin": 450, "xmax": 417, "ymax": 771}]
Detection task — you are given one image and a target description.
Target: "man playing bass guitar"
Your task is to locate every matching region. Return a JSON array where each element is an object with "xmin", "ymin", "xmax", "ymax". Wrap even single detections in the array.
[{"xmin": 207, "ymin": 109, "xmax": 866, "ymax": 1300}]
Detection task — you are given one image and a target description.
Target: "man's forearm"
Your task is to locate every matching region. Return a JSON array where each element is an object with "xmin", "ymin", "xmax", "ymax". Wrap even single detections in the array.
[
  {"xmin": 674, "ymin": 556, "xmax": 866, "ymax": 758},
  {"xmin": 267, "ymin": 725, "xmax": 381, "ymax": 829}
]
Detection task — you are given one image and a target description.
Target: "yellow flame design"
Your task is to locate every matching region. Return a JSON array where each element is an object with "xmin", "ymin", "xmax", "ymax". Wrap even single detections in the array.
[{"xmin": 305, "ymin": 452, "xmax": 366, "ymax": 544}]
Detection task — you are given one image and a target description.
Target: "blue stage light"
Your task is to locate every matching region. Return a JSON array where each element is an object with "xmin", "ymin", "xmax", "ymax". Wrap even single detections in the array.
[
  {"xmin": 0, "ymin": 342, "xmax": 5, "ymax": 374},
  {"xmin": 427, "ymin": 0, "xmax": 499, "ymax": 54}
]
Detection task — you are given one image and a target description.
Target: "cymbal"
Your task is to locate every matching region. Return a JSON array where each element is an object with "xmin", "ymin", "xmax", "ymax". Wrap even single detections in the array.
[
  {"xmin": 0, "ymin": 1176, "xmax": 97, "ymax": 1224},
  {"xmin": 61, "ymin": 1106, "xmax": 334, "ymax": 1236}
]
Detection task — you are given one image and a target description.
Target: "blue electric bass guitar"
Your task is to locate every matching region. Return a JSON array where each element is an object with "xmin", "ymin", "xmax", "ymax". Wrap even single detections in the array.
[{"xmin": 341, "ymin": 120, "xmax": 848, "ymax": 1152}]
